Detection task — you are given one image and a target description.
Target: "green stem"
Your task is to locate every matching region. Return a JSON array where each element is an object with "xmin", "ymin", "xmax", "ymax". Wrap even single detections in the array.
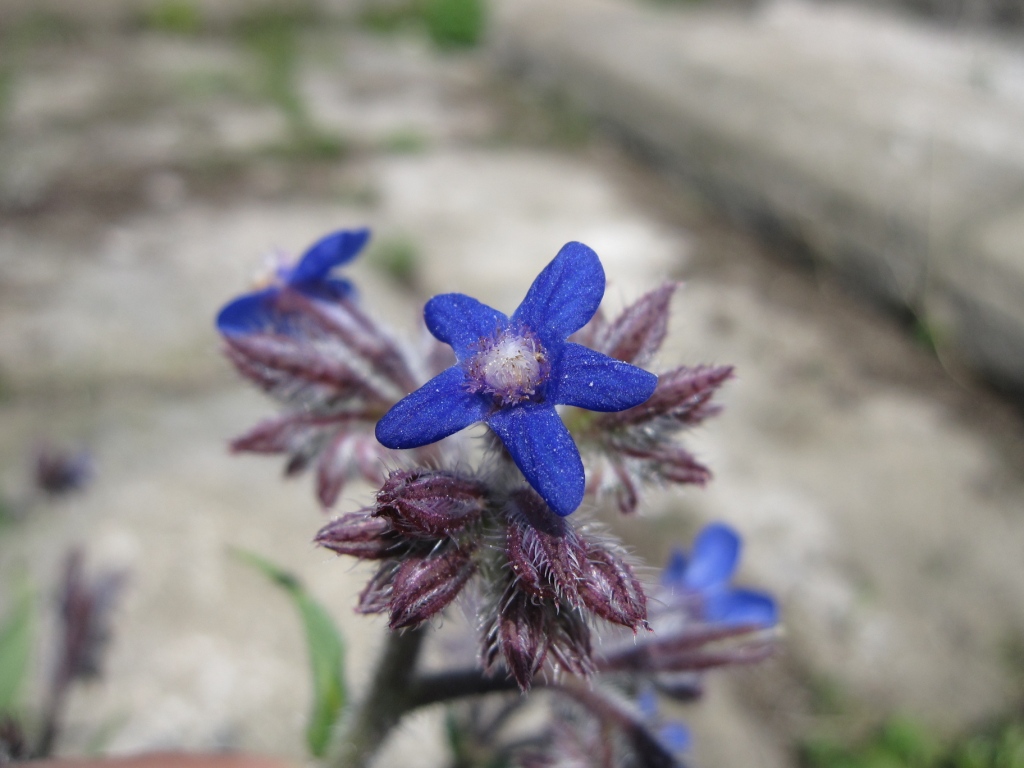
[{"xmin": 330, "ymin": 626, "xmax": 427, "ymax": 768}]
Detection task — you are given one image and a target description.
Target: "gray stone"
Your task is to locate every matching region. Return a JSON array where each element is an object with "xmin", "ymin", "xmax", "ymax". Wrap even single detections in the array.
[{"xmin": 491, "ymin": 0, "xmax": 1024, "ymax": 394}]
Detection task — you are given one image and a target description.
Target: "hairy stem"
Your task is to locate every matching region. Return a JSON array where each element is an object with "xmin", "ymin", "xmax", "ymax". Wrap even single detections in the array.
[
  {"xmin": 408, "ymin": 667, "xmax": 521, "ymax": 709},
  {"xmin": 331, "ymin": 626, "xmax": 427, "ymax": 768}
]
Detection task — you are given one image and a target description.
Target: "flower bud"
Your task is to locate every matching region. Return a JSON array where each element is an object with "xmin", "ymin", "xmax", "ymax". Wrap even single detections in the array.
[
  {"xmin": 505, "ymin": 489, "xmax": 586, "ymax": 605},
  {"xmin": 315, "ymin": 512, "xmax": 399, "ymax": 560},
  {"xmin": 356, "ymin": 562, "xmax": 399, "ymax": 614},
  {"xmin": 388, "ymin": 546, "xmax": 478, "ymax": 629},
  {"xmin": 374, "ymin": 469, "xmax": 487, "ymax": 539},
  {"xmin": 593, "ymin": 282, "xmax": 676, "ymax": 366},
  {"xmin": 604, "ymin": 365, "xmax": 733, "ymax": 428},
  {"xmin": 578, "ymin": 542, "xmax": 648, "ymax": 632},
  {"xmin": 484, "ymin": 591, "xmax": 548, "ymax": 691}
]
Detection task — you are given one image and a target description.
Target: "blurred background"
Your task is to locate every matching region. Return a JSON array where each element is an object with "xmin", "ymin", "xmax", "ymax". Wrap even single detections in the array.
[{"xmin": 2, "ymin": 0, "xmax": 1024, "ymax": 765}]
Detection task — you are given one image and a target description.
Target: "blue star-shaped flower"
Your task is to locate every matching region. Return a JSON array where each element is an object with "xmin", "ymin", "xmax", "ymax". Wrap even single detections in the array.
[
  {"xmin": 216, "ymin": 227, "xmax": 370, "ymax": 336},
  {"xmin": 661, "ymin": 522, "xmax": 778, "ymax": 626},
  {"xmin": 375, "ymin": 242, "xmax": 658, "ymax": 516}
]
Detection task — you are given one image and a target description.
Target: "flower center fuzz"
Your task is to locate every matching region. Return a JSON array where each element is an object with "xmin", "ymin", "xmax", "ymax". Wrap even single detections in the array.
[{"xmin": 466, "ymin": 328, "xmax": 550, "ymax": 405}]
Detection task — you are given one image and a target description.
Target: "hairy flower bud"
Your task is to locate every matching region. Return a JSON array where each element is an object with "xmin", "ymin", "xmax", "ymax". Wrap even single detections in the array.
[
  {"xmin": 374, "ymin": 469, "xmax": 487, "ymax": 539},
  {"xmin": 388, "ymin": 546, "xmax": 478, "ymax": 629},
  {"xmin": 315, "ymin": 511, "xmax": 400, "ymax": 560},
  {"xmin": 578, "ymin": 542, "xmax": 648, "ymax": 632},
  {"xmin": 545, "ymin": 608, "xmax": 594, "ymax": 678},
  {"xmin": 605, "ymin": 365, "xmax": 733, "ymax": 428},
  {"xmin": 316, "ymin": 432, "xmax": 388, "ymax": 508},
  {"xmin": 505, "ymin": 489, "xmax": 586, "ymax": 604},
  {"xmin": 484, "ymin": 591, "xmax": 548, "ymax": 691},
  {"xmin": 55, "ymin": 550, "xmax": 127, "ymax": 684},
  {"xmin": 593, "ymin": 282, "xmax": 677, "ymax": 366},
  {"xmin": 223, "ymin": 332, "xmax": 390, "ymax": 406},
  {"xmin": 356, "ymin": 562, "xmax": 399, "ymax": 615}
]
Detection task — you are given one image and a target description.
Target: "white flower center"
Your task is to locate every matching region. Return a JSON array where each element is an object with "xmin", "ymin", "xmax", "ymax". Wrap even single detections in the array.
[
  {"xmin": 466, "ymin": 328, "xmax": 550, "ymax": 404},
  {"xmin": 481, "ymin": 337, "xmax": 543, "ymax": 392}
]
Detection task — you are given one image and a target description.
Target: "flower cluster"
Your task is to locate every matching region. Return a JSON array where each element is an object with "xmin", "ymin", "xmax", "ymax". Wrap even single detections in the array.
[
  {"xmin": 217, "ymin": 227, "xmax": 777, "ymax": 765},
  {"xmin": 216, "ymin": 229, "xmax": 424, "ymax": 507}
]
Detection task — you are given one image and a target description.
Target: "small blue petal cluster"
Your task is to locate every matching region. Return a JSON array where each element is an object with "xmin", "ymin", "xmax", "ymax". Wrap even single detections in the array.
[
  {"xmin": 375, "ymin": 242, "xmax": 658, "ymax": 516},
  {"xmin": 637, "ymin": 687, "xmax": 691, "ymax": 756},
  {"xmin": 661, "ymin": 522, "xmax": 778, "ymax": 627},
  {"xmin": 216, "ymin": 228, "xmax": 370, "ymax": 335}
]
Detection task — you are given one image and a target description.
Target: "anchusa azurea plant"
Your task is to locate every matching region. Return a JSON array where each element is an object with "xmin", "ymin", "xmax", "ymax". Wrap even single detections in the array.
[{"xmin": 217, "ymin": 228, "xmax": 779, "ymax": 768}]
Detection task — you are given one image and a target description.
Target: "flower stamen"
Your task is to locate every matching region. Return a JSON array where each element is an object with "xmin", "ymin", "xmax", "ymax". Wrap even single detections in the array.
[{"xmin": 465, "ymin": 327, "xmax": 550, "ymax": 405}]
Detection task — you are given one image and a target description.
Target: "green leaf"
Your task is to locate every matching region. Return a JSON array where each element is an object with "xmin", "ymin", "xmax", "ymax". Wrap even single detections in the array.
[
  {"xmin": 232, "ymin": 549, "xmax": 347, "ymax": 757},
  {"xmin": 0, "ymin": 586, "xmax": 33, "ymax": 714}
]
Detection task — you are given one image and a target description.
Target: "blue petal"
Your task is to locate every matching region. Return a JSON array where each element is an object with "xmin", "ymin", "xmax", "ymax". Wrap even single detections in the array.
[
  {"xmin": 660, "ymin": 549, "xmax": 689, "ymax": 591},
  {"xmin": 486, "ymin": 404, "xmax": 585, "ymax": 517},
  {"xmin": 216, "ymin": 287, "xmax": 281, "ymax": 335},
  {"xmin": 512, "ymin": 242, "xmax": 605, "ymax": 346},
  {"xmin": 297, "ymin": 277, "xmax": 356, "ymax": 303},
  {"xmin": 549, "ymin": 343, "xmax": 658, "ymax": 411},
  {"xmin": 375, "ymin": 367, "xmax": 489, "ymax": 449},
  {"xmin": 289, "ymin": 228, "xmax": 370, "ymax": 284},
  {"xmin": 684, "ymin": 523, "xmax": 741, "ymax": 591},
  {"xmin": 425, "ymin": 293, "xmax": 508, "ymax": 360},
  {"xmin": 658, "ymin": 722, "xmax": 691, "ymax": 753},
  {"xmin": 704, "ymin": 588, "xmax": 778, "ymax": 627},
  {"xmin": 637, "ymin": 688, "xmax": 659, "ymax": 720}
]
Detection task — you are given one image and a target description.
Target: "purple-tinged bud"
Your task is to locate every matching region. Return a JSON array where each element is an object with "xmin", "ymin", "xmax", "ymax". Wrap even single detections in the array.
[
  {"xmin": 594, "ymin": 282, "xmax": 677, "ymax": 366},
  {"xmin": 485, "ymin": 592, "xmax": 548, "ymax": 691},
  {"xmin": 603, "ymin": 365, "xmax": 733, "ymax": 428},
  {"xmin": 315, "ymin": 512, "xmax": 400, "ymax": 560},
  {"xmin": 546, "ymin": 609, "xmax": 595, "ymax": 678},
  {"xmin": 316, "ymin": 433, "xmax": 389, "ymax": 508},
  {"xmin": 375, "ymin": 469, "xmax": 488, "ymax": 539},
  {"xmin": 578, "ymin": 542, "xmax": 648, "ymax": 632},
  {"xmin": 616, "ymin": 444, "xmax": 711, "ymax": 487},
  {"xmin": 55, "ymin": 549, "xmax": 127, "ymax": 683},
  {"xmin": 652, "ymin": 447, "xmax": 710, "ymax": 486},
  {"xmin": 232, "ymin": 414, "xmax": 322, "ymax": 454},
  {"xmin": 223, "ymin": 333, "xmax": 390, "ymax": 405},
  {"xmin": 610, "ymin": 461, "xmax": 640, "ymax": 516},
  {"xmin": 388, "ymin": 546, "xmax": 478, "ymax": 629},
  {"xmin": 356, "ymin": 562, "xmax": 399, "ymax": 614},
  {"xmin": 598, "ymin": 623, "xmax": 775, "ymax": 675},
  {"xmin": 505, "ymin": 489, "xmax": 586, "ymax": 604},
  {"xmin": 277, "ymin": 289, "xmax": 420, "ymax": 395}
]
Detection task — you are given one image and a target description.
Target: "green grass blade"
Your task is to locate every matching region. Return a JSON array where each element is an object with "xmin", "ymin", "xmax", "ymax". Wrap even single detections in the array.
[
  {"xmin": 0, "ymin": 585, "xmax": 33, "ymax": 714},
  {"xmin": 232, "ymin": 549, "xmax": 346, "ymax": 757}
]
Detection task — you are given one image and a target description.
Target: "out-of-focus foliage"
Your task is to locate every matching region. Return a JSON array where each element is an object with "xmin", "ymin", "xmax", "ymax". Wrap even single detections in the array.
[
  {"xmin": 423, "ymin": 0, "xmax": 485, "ymax": 48},
  {"xmin": 358, "ymin": 0, "xmax": 485, "ymax": 49},
  {"xmin": 0, "ymin": 587, "xmax": 33, "ymax": 715},
  {"xmin": 802, "ymin": 715, "xmax": 1024, "ymax": 768},
  {"xmin": 144, "ymin": 0, "xmax": 203, "ymax": 35}
]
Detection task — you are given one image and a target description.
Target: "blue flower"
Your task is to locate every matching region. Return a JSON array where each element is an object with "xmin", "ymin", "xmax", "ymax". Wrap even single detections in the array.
[
  {"xmin": 661, "ymin": 522, "xmax": 778, "ymax": 626},
  {"xmin": 216, "ymin": 227, "xmax": 370, "ymax": 335},
  {"xmin": 637, "ymin": 687, "xmax": 691, "ymax": 757},
  {"xmin": 375, "ymin": 242, "xmax": 658, "ymax": 517}
]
